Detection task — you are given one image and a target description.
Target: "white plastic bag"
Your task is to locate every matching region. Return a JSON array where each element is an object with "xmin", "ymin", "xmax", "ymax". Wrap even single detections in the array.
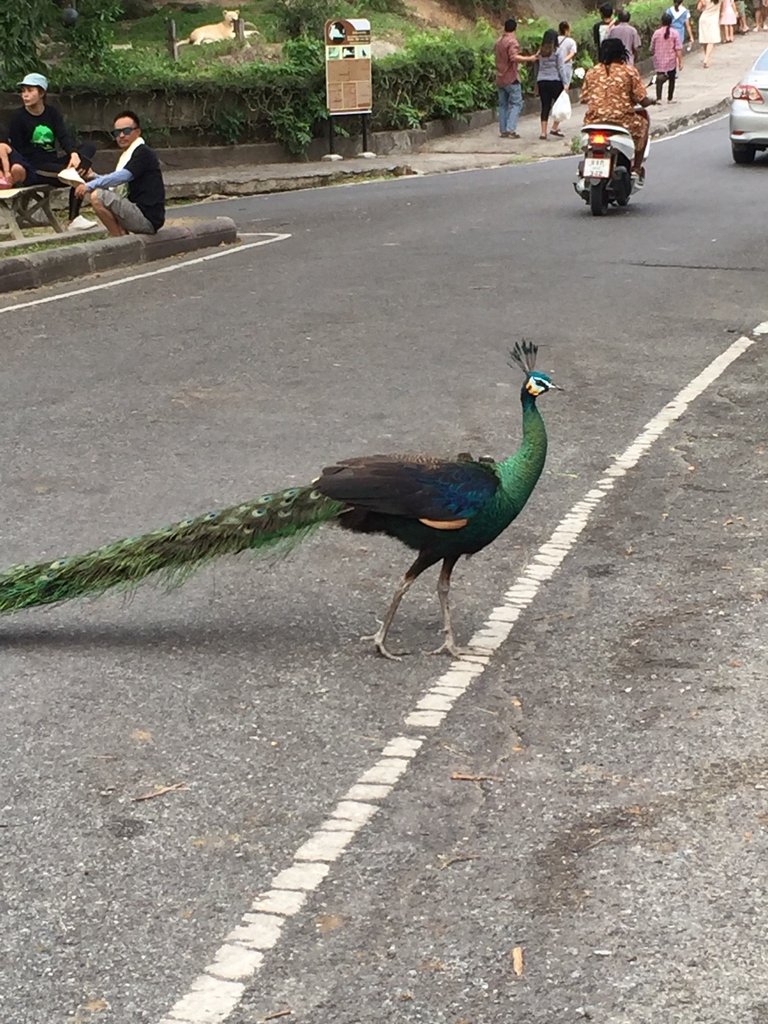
[{"xmin": 551, "ymin": 90, "xmax": 572, "ymax": 123}]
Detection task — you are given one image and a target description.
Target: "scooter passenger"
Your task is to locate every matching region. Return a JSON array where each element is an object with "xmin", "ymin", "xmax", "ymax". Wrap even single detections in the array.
[{"xmin": 580, "ymin": 38, "xmax": 656, "ymax": 172}]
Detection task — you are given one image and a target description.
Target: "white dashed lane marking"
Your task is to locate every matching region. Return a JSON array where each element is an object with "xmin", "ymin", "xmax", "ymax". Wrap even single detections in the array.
[{"xmin": 159, "ymin": 330, "xmax": 758, "ymax": 1023}]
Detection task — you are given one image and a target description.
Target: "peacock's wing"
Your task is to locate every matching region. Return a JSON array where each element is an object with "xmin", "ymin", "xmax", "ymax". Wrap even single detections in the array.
[{"xmin": 317, "ymin": 455, "xmax": 499, "ymax": 521}]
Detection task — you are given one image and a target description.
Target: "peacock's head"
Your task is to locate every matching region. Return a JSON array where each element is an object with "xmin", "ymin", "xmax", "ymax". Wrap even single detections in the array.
[
  {"xmin": 525, "ymin": 371, "xmax": 560, "ymax": 397},
  {"xmin": 508, "ymin": 341, "xmax": 561, "ymax": 397}
]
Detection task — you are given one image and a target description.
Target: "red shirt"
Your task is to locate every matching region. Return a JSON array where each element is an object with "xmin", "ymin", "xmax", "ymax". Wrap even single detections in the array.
[{"xmin": 495, "ymin": 32, "xmax": 521, "ymax": 86}]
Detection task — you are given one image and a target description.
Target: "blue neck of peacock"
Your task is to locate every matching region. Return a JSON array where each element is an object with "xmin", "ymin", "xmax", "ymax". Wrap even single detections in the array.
[{"xmin": 496, "ymin": 386, "xmax": 548, "ymax": 495}]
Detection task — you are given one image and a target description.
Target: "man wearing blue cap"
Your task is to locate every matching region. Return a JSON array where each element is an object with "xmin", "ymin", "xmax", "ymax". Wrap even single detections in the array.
[{"xmin": 7, "ymin": 73, "xmax": 96, "ymax": 230}]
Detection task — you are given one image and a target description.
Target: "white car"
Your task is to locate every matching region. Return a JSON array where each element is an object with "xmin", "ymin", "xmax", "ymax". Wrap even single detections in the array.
[{"xmin": 730, "ymin": 47, "xmax": 768, "ymax": 164}]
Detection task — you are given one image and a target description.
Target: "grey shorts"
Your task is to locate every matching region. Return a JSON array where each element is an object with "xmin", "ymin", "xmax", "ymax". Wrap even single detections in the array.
[{"xmin": 95, "ymin": 188, "xmax": 156, "ymax": 234}]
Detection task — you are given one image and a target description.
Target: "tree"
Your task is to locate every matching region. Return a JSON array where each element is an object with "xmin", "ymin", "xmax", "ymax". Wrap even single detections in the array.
[
  {"xmin": 0, "ymin": 2, "xmax": 53, "ymax": 85},
  {"xmin": 0, "ymin": 0, "xmax": 123, "ymax": 85},
  {"xmin": 67, "ymin": 0, "xmax": 124, "ymax": 69}
]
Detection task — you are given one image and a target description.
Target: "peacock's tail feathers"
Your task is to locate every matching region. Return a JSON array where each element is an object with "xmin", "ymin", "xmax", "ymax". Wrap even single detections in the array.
[
  {"xmin": 0, "ymin": 485, "xmax": 346, "ymax": 615},
  {"xmin": 509, "ymin": 340, "xmax": 538, "ymax": 376}
]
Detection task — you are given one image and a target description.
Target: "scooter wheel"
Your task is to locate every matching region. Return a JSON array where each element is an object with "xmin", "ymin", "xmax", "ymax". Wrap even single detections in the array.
[{"xmin": 589, "ymin": 180, "xmax": 608, "ymax": 216}]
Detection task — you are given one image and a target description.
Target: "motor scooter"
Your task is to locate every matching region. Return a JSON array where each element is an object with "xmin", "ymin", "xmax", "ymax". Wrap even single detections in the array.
[{"xmin": 574, "ymin": 108, "xmax": 650, "ymax": 216}]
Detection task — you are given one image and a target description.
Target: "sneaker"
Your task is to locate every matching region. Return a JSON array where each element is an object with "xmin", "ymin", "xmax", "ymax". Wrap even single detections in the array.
[
  {"xmin": 67, "ymin": 214, "xmax": 98, "ymax": 231},
  {"xmin": 508, "ymin": 131, "xmax": 521, "ymax": 139}
]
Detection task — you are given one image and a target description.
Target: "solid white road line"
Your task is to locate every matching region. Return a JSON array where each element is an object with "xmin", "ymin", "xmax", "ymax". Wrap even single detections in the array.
[
  {"xmin": 0, "ymin": 232, "xmax": 291, "ymax": 316},
  {"xmin": 158, "ymin": 329, "xmax": 759, "ymax": 1023}
]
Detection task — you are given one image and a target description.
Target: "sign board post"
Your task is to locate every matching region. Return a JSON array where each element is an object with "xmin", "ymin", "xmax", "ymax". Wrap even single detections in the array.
[{"xmin": 324, "ymin": 18, "xmax": 374, "ymax": 158}]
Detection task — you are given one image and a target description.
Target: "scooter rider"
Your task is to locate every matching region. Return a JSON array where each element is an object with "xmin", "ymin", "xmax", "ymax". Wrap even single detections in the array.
[{"xmin": 580, "ymin": 38, "xmax": 656, "ymax": 173}]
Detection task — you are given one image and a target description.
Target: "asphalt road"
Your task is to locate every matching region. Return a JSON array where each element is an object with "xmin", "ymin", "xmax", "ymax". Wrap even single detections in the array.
[{"xmin": 1, "ymin": 117, "xmax": 767, "ymax": 1024}]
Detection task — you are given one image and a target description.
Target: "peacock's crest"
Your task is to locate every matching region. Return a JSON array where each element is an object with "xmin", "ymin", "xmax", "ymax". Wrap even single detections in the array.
[
  {"xmin": 508, "ymin": 340, "xmax": 538, "ymax": 376},
  {"xmin": 508, "ymin": 342, "xmax": 558, "ymax": 397}
]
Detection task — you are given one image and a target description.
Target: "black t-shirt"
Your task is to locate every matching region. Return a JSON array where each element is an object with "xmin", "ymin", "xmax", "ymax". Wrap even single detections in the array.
[
  {"xmin": 125, "ymin": 145, "xmax": 165, "ymax": 231},
  {"xmin": 8, "ymin": 104, "xmax": 76, "ymax": 168}
]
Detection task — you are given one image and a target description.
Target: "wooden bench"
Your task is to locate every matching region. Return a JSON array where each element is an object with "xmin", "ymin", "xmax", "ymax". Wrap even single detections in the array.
[{"xmin": 0, "ymin": 185, "xmax": 64, "ymax": 241}]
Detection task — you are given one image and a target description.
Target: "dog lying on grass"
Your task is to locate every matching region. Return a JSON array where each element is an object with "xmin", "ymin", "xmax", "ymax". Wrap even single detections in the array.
[{"xmin": 178, "ymin": 10, "xmax": 240, "ymax": 45}]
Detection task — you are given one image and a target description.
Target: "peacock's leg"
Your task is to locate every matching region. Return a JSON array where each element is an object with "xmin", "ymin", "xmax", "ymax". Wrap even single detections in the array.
[
  {"xmin": 362, "ymin": 551, "xmax": 437, "ymax": 660},
  {"xmin": 428, "ymin": 555, "xmax": 492, "ymax": 659}
]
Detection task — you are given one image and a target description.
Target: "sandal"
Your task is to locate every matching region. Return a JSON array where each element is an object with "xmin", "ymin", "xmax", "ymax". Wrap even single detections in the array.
[
  {"xmin": 539, "ymin": 134, "xmax": 548, "ymax": 140},
  {"xmin": 550, "ymin": 129, "xmax": 564, "ymax": 137}
]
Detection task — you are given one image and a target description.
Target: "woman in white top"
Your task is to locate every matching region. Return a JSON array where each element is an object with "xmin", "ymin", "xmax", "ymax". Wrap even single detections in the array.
[
  {"xmin": 697, "ymin": 0, "xmax": 721, "ymax": 65},
  {"xmin": 551, "ymin": 21, "xmax": 577, "ymax": 136}
]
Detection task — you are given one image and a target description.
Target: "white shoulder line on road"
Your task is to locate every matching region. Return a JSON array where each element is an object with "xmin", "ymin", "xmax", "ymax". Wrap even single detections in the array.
[
  {"xmin": 157, "ymin": 329, "xmax": 758, "ymax": 1024},
  {"xmin": 652, "ymin": 112, "xmax": 728, "ymax": 143},
  {"xmin": 0, "ymin": 232, "xmax": 291, "ymax": 315}
]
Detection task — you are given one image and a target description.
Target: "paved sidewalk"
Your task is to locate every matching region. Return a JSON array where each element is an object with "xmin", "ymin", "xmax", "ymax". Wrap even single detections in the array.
[{"xmin": 161, "ymin": 32, "xmax": 766, "ymax": 201}]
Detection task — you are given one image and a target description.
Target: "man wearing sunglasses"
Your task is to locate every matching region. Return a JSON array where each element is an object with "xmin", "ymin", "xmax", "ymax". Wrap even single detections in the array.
[{"xmin": 74, "ymin": 111, "xmax": 165, "ymax": 237}]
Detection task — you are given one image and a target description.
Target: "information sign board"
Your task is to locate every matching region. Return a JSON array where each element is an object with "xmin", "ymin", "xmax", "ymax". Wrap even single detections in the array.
[{"xmin": 324, "ymin": 18, "xmax": 372, "ymax": 116}]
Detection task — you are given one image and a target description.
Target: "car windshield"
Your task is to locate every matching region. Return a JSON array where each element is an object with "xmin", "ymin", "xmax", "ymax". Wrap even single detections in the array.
[{"xmin": 754, "ymin": 50, "xmax": 768, "ymax": 71}]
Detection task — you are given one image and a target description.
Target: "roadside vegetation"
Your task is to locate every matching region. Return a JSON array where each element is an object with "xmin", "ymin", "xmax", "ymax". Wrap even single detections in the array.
[{"xmin": 0, "ymin": 0, "xmax": 681, "ymax": 155}]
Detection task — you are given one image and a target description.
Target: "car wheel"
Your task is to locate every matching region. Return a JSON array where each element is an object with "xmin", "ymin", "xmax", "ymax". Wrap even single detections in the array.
[{"xmin": 732, "ymin": 143, "xmax": 756, "ymax": 165}]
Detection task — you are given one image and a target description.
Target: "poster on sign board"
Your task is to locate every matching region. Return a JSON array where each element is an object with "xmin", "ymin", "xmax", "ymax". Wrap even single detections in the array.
[{"xmin": 324, "ymin": 18, "xmax": 372, "ymax": 115}]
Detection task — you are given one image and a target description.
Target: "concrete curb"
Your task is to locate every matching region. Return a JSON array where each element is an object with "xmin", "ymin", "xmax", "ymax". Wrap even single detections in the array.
[
  {"xmin": 0, "ymin": 217, "xmax": 238, "ymax": 295},
  {"xmin": 650, "ymin": 98, "xmax": 729, "ymax": 138},
  {"xmin": 164, "ymin": 164, "xmax": 417, "ymax": 200}
]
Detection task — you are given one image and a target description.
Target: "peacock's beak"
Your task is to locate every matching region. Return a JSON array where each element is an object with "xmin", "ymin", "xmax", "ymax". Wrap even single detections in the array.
[{"xmin": 549, "ymin": 382, "xmax": 564, "ymax": 392}]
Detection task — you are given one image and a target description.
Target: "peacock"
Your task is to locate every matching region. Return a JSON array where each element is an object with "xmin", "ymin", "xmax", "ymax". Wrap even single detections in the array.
[{"xmin": 0, "ymin": 342, "xmax": 559, "ymax": 659}]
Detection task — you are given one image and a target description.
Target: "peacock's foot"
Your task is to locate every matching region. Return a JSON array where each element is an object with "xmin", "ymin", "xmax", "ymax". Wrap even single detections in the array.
[
  {"xmin": 428, "ymin": 640, "xmax": 495, "ymax": 659},
  {"xmin": 375, "ymin": 640, "xmax": 407, "ymax": 661},
  {"xmin": 360, "ymin": 628, "xmax": 408, "ymax": 661}
]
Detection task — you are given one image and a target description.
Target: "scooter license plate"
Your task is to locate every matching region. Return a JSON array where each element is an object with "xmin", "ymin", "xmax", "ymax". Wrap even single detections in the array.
[{"xmin": 583, "ymin": 157, "xmax": 611, "ymax": 178}]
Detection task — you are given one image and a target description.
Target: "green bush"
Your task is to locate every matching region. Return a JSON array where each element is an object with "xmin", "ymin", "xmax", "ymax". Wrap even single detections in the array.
[{"xmin": 372, "ymin": 30, "xmax": 494, "ymax": 131}]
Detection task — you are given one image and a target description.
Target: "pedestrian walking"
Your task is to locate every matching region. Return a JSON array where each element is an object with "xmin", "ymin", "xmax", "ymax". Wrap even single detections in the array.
[
  {"xmin": 556, "ymin": 21, "xmax": 578, "ymax": 86},
  {"xmin": 607, "ymin": 9, "xmax": 642, "ymax": 64},
  {"xmin": 720, "ymin": 0, "xmax": 738, "ymax": 39},
  {"xmin": 650, "ymin": 13, "xmax": 683, "ymax": 102},
  {"xmin": 593, "ymin": 3, "xmax": 616, "ymax": 49},
  {"xmin": 697, "ymin": 0, "xmax": 721, "ymax": 64},
  {"xmin": 534, "ymin": 28, "xmax": 568, "ymax": 139},
  {"xmin": 667, "ymin": 0, "xmax": 696, "ymax": 46},
  {"xmin": 735, "ymin": 0, "xmax": 749, "ymax": 32},
  {"xmin": 551, "ymin": 21, "xmax": 577, "ymax": 136}
]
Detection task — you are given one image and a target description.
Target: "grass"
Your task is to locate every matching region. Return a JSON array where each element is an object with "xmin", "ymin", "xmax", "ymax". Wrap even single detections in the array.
[
  {"xmin": 113, "ymin": 1, "xmax": 422, "ymax": 54},
  {"xmin": 2, "ymin": 233, "xmax": 102, "ymax": 258}
]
